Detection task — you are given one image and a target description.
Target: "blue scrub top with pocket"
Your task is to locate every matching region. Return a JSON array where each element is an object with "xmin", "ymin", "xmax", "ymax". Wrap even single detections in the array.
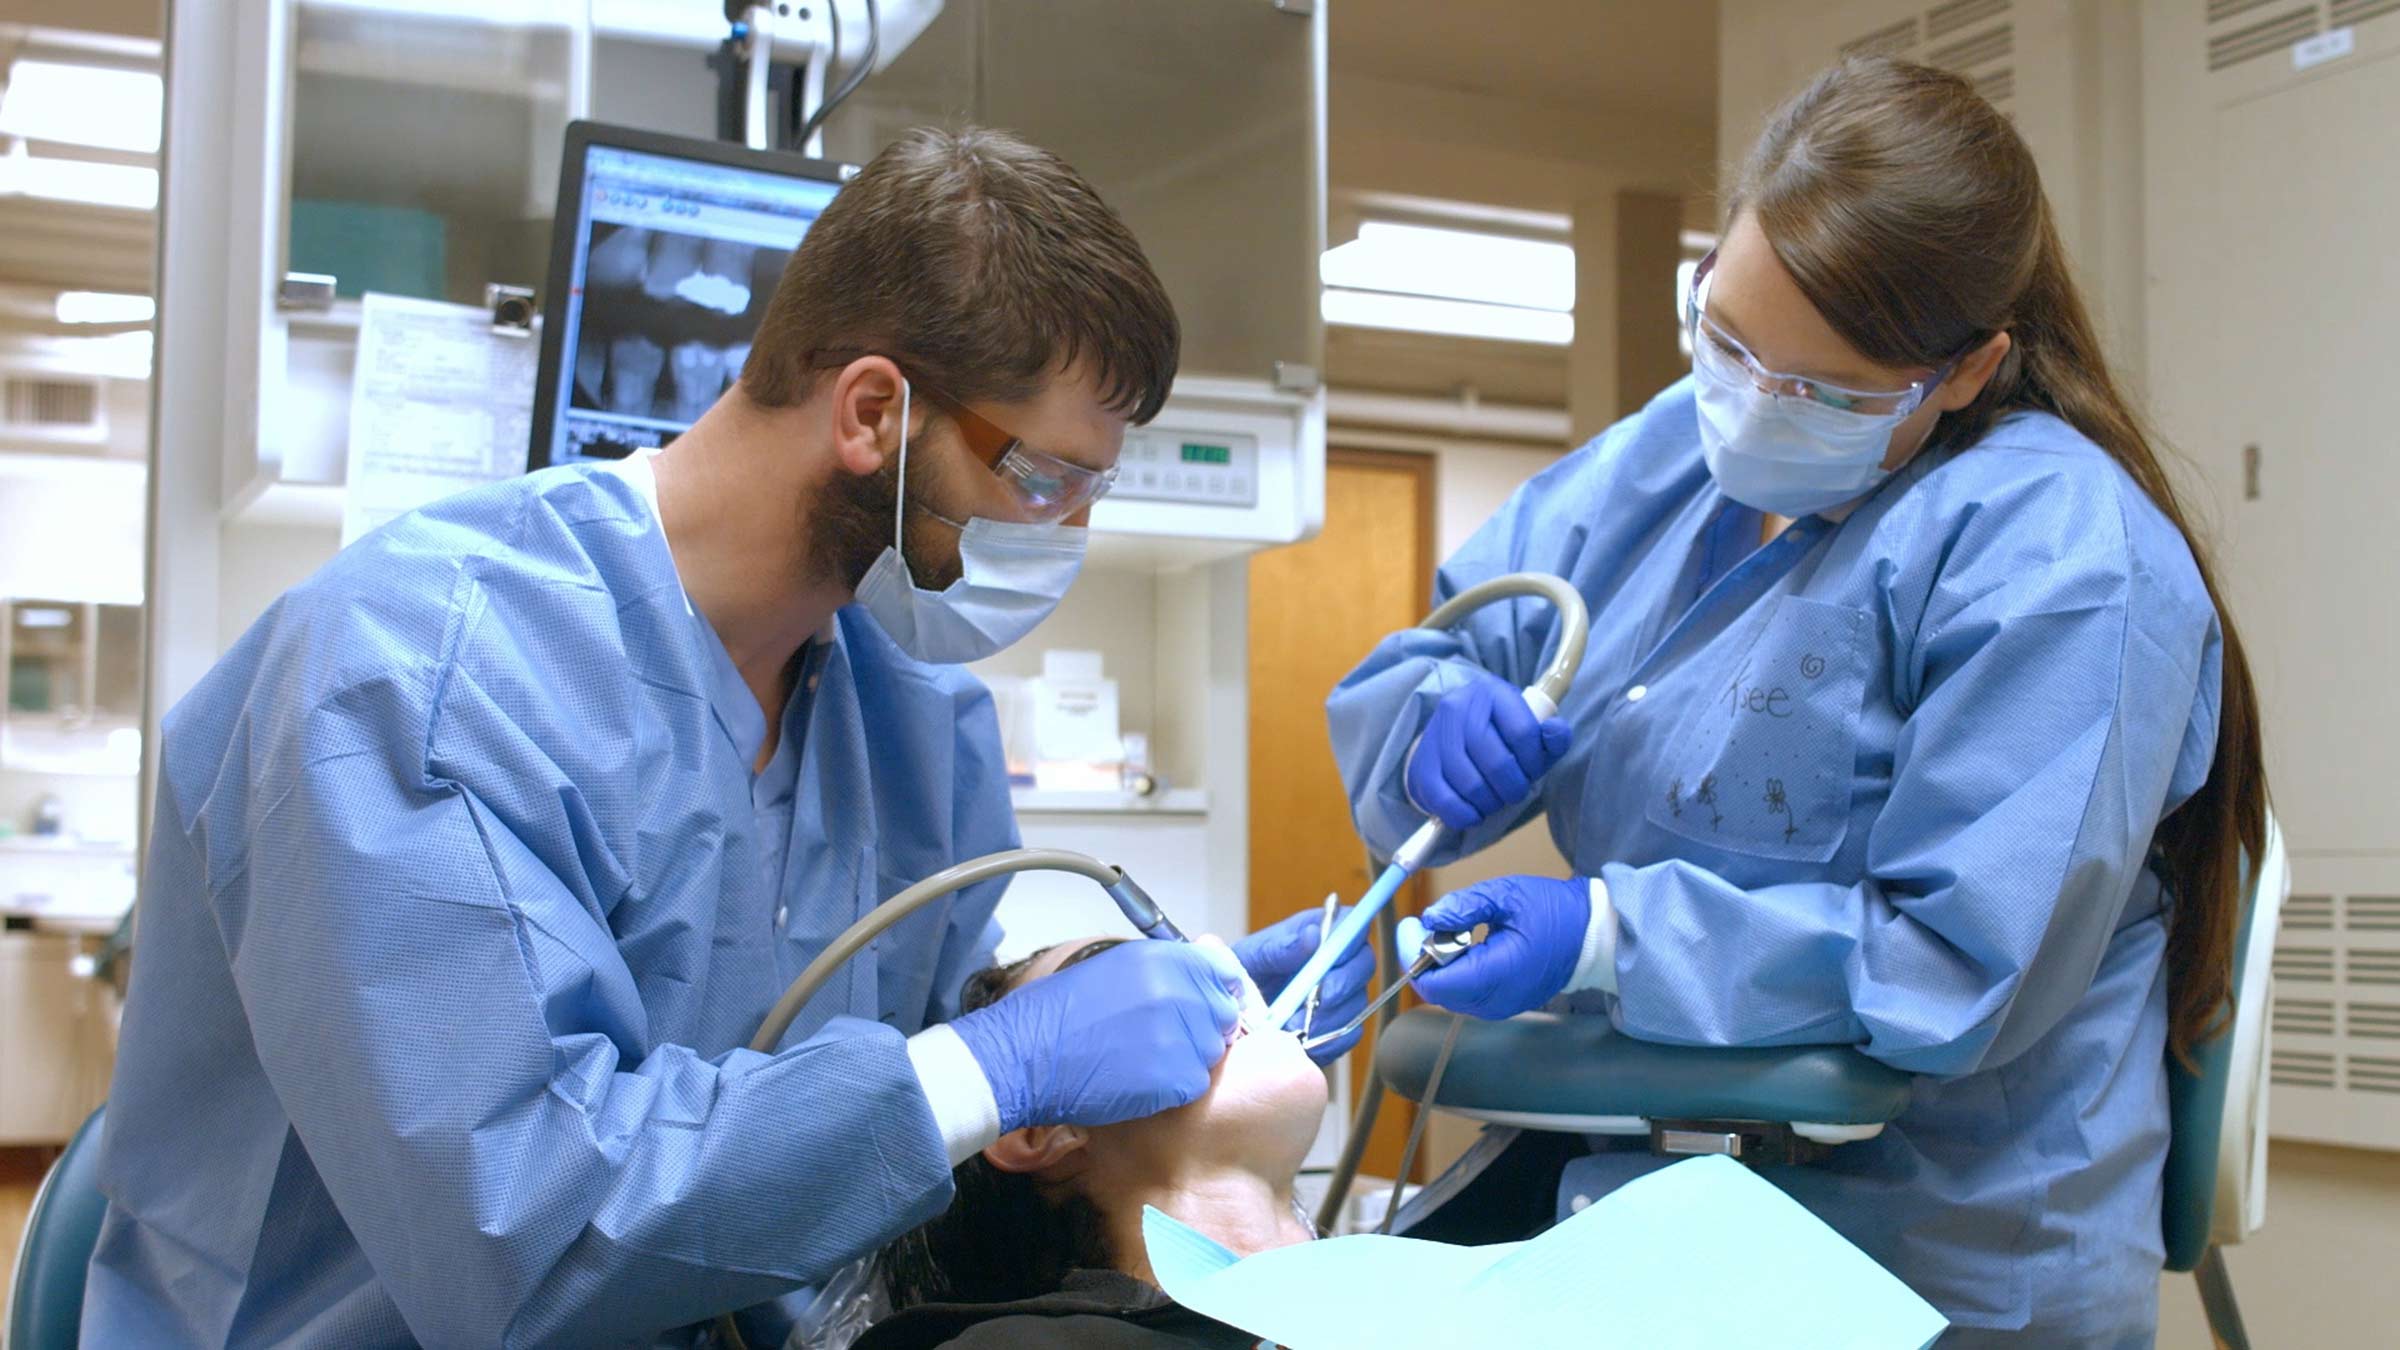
[{"xmin": 1331, "ymin": 377, "xmax": 2223, "ymax": 1347}]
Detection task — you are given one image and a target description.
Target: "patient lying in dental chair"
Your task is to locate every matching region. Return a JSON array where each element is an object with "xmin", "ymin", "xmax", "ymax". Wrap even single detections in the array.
[
  {"xmin": 842, "ymin": 939, "xmax": 1951, "ymax": 1350},
  {"xmin": 853, "ymin": 936, "xmax": 1329, "ymax": 1350}
]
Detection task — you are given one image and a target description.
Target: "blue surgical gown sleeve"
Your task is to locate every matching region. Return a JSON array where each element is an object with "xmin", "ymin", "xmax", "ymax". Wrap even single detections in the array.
[
  {"xmin": 1328, "ymin": 426, "xmax": 1637, "ymax": 865},
  {"xmin": 226, "ymin": 678, "xmax": 958, "ymax": 1346},
  {"xmin": 1603, "ymin": 510, "xmax": 2221, "ymax": 1077},
  {"xmin": 926, "ymin": 677, "xmax": 1012, "ymax": 1024}
]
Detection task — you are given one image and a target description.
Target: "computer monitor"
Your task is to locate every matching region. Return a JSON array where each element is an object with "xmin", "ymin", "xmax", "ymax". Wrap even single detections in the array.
[{"xmin": 529, "ymin": 122, "xmax": 850, "ymax": 470}]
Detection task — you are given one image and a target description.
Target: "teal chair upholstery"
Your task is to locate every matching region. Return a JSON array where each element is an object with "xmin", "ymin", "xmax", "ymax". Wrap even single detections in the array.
[
  {"xmin": 6, "ymin": 1105, "xmax": 106, "ymax": 1350},
  {"xmin": 1379, "ymin": 815, "xmax": 2287, "ymax": 1348},
  {"xmin": 2160, "ymin": 815, "xmax": 2286, "ymax": 1350}
]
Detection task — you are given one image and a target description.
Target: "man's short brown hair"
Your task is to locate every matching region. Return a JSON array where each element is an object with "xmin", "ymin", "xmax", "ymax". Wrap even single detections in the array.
[{"xmin": 742, "ymin": 126, "xmax": 1180, "ymax": 423}]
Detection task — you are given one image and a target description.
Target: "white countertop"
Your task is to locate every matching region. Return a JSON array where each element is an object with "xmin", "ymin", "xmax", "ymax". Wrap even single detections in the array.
[{"xmin": 1, "ymin": 836, "xmax": 136, "ymax": 932}]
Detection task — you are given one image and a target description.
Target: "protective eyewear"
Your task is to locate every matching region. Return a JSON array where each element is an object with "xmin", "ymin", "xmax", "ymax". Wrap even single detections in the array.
[
  {"xmin": 809, "ymin": 350, "xmax": 1117, "ymax": 525},
  {"xmin": 1685, "ymin": 249, "xmax": 1957, "ymax": 421},
  {"xmin": 915, "ymin": 384, "xmax": 1118, "ymax": 525}
]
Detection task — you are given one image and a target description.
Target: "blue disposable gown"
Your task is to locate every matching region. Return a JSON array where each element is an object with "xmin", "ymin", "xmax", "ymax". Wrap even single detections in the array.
[
  {"xmin": 84, "ymin": 466, "xmax": 1014, "ymax": 1347},
  {"xmin": 1331, "ymin": 380, "xmax": 2221, "ymax": 1346}
]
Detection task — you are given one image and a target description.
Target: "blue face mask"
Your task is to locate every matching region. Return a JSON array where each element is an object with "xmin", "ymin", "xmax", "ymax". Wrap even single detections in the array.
[
  {"xmin": 855, "ymin": 378, "xmax": 1087, "ymax": 664},
  {"xmin": 1692, "ymin": 353, "xmax": 1913, "ymax": 517}
]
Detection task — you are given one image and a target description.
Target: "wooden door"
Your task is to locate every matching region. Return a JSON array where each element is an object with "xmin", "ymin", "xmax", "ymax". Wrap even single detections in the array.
[{"xmin": 1248, "ymin": 447, "xmax": 1436, "ymax": 1183}]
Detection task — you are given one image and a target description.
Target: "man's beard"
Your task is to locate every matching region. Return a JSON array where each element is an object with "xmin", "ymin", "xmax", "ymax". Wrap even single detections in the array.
[{"xmin": 806, "ymin": 451, "xmax": 964, "ymax": 595}]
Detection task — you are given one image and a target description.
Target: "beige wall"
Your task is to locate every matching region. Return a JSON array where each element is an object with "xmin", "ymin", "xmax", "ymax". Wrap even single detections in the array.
[{"xmin": 1330, "ymin": 72, "xmax": 1713, "ymax": 218}]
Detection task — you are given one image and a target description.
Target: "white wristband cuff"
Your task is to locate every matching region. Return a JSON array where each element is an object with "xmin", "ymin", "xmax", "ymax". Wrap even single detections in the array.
[
  {"xmin": 1564, "ymin": 875, "xmax": 1619, "ymax": 995},
  {"xmin": 907, "ymin": 1023, "xmax": 1004, "ymax": 1166}
]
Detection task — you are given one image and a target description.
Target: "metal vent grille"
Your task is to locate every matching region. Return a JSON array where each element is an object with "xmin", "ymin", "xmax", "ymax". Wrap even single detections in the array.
[
  {"xmin": 2350, "ymin": 896, "xmax": 2400, "ymax": 931},
  {"xmin": 2, "ymin": 376, "xmax": 101, "ymax": 431},
  {"xmin": 2271, "ymin": 875, "xmax": 2400, "ymax": 1149},
  {"xmin": 2286, "ymin": 893, "xmax": 2336, "ymax": 929},
  {"xmin": 2210, "ymin": 0, "xmax": 2284, "ymax": 20},
  {"xmin": 2275, "ymin": 946, "xmax": 2336, "ymax": 981},
  {"xmin": 2208, "ymin": 6, "xmax": 2322, "ymax": 70},
  {"xmin": 1928, "ymin": 22, "xmax": 2014, "ymax": 69},
  {"xmin": 2352, "ymin": 951, "xmax": 2400, "ymax": 986},
  {"xmin": 1926, "ymin": 0, "xmax": 2011, "ymax": 39},
  {"xmin": 1837, "ymin": 3, "xmax": 2014, "ymax": 108},
  {"xmin": 2351, "ymin": 1003, "xmax": 2400, "ymax": 1040},
  {"xmin": 2351, "ymin": 1056, "xmax": 2400, "ymax": 1095},
  {"xmin": 2331, "ymin": 0, "xmax": 2400, "ymax": 26},
  {"xmin": 2273, "ymin": 1048, "xmax": 2338, "ymax": 1088},
  {"xmin": 1841, "ymin": 17, "xmax": 1920, "ymax": 58},
  {"xmin": 2277, "ymin": 998, "xmax": 2337, "ymax": 1036}
]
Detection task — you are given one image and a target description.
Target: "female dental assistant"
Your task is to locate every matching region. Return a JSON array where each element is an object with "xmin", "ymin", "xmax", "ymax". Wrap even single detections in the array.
[{"xmin": 1329, "ymin": 57, "xmax": 2265, "ymax": 1348}]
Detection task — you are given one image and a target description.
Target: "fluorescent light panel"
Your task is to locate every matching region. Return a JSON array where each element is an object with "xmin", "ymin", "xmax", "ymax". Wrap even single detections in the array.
[
  {"xmin": 0, "ymin": 150, "xmax": 158, "ymax": 209},
  {"xmin": 56, "ymin": 291, "xmax": 153, "ymax": 324},
  {"xmin": 1322, "ymin": 288, "xmax": 1573, "ymax": 346},
  {"xmin": 0, "ymin": 60, "xmax": 163, "ymax": 154},
  {"xmin": 1321, "ymin": 220, "xmax": 1574, "ymax": 312}
]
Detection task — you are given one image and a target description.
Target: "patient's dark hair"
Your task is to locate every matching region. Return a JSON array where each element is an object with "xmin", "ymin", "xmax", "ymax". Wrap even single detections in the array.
[{"xmin": 881, "ymin": 939, "xmax": 1128, "ymax": 1310}]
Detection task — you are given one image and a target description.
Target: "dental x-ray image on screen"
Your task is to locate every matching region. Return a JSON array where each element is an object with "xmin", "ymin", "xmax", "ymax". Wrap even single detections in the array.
[
  {"xmin": 532, "ymin": 126, "xmax": 848, "ymax": 469},
  {"xmin": 571, "ymin": 223, "xmax": 783, "ymax": 426}
]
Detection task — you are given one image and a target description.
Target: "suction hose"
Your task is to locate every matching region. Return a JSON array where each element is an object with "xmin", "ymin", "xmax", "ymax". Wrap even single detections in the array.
[
  {"xmin": 750, "ymin": 847, "xmax": 1166, "ymax": 1053},
  {"xmin": 724, "ymin": 848, "xmax": 1175, "ymax": 1346}
]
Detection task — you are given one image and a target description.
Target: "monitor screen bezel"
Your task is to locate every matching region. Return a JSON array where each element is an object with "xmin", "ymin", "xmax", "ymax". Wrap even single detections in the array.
[{"xmin": 527, "ymin": 120, "xmax": 854, "ymax": 472}]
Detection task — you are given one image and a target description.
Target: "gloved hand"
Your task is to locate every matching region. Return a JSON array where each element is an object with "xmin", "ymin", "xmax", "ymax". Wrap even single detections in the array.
[
  {"xmin": 949, "ymin": 940, "xmax": 1245, "ymax": 1132},
  {"xmin": 1406, "ymin": 670, "xmax": 1573, "ymax": 832},
  {"xmin": 1411, "ymin": 875, "xmax": 1592, "ymax": 1020},
  {"xmin": 1233, "ymin": 907, "xmax": 1378, "ymax": 1063}
]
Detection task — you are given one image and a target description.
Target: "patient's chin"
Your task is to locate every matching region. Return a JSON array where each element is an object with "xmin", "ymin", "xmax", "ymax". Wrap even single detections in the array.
[{"xmin": 1189, "ymin": 1024, "xmax": 1330, "ymax": 1134}]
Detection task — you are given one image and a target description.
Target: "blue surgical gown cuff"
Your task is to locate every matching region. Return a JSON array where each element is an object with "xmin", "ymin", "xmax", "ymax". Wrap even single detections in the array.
[{"xmin": 907, "ymin": 1023, "xmax": 1003, "ymax": 1166}]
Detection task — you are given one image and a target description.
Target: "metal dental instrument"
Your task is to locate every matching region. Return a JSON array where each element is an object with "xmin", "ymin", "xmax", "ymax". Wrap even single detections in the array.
[
  {"xmin": 1261, "ymin": 572, "xmax": 1593, "ymax": 1033},
  {"xmin": 1300, "ymin": 892, "xmax": 1339, "ymax": 1041},
  {"xmin": 1299, "ymin": 926, "xmax": 1481, "ymax": 1054}
]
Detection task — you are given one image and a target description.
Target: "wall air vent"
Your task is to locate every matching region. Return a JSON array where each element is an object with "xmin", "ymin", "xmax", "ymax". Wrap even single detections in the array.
[
  {"xmin": 0, "ymin": 375, "xmax": 105, "ymax": 442},
  {"xmin": 2330, "ymin": 0, "xmax": 2400, "ymax": 28},
  {"xmin": 2275, "ymin": 998, "xmax": 2336, "ymax": 1037},
  {"xmin": 1927, "ymin": 0, "xmax": 2012, "ymax": 41},
  {"xmin": 2271, "ymin": 1048, "xmax": 2337, "ymax": 1088},
  {"xmin": 2285, "ymin": 893, "xmax": 2336, "ymax": 929},
  {"xmin": 2208, "ymin": 6, "xmax": 2321, "ymax": 71},
  {"xmin": 1840, "ymin": 18, "xmax": 1919, "ymax": 58}
]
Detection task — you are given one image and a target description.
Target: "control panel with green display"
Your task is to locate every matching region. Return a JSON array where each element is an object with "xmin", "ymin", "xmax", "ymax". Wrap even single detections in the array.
[{"xmin": 1111, "ymin": 428, "xmax": 1261, "ymax": 508}]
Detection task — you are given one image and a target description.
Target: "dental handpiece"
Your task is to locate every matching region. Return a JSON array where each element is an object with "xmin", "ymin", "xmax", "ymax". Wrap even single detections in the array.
[
  {"xmin": 1104, "ymin": 872, "xmax": 1188, "ymax": 942},
  {"xmin": 1107, "ymin": 871, "xmax": 1276, "ymax": 1034}
]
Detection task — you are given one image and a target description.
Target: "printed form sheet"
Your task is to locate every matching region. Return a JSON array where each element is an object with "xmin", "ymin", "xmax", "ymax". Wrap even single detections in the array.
[{"xmin": 343, "ymin": 293, "xmax": 535, "ymax": 546}]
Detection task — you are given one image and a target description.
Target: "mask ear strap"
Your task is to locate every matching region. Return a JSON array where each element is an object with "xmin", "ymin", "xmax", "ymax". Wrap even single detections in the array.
[{"xmin": 893, "ymin": 377, "xmax": 912, "ymax": 558}]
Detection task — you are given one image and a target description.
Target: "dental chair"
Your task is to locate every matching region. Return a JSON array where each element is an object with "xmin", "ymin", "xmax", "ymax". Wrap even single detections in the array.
[
  {"xmin": 1376, "ymin": 816, "xmax": 2286, "ymax": 1348},
  {"xmin": 5, "ymin": 1105, "xmax": 105, "ymax": 1350}
]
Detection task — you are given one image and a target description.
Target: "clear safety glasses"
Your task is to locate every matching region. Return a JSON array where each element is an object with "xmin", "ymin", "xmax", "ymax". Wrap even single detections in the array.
[
  {"xmin": 1685, "ymin": 249, "xmax": 1957, "ymax": 422},
  {"xmin": 917, "ymin": 386, "xmax": 1118, "ymax": 525},
  {"xmin": 807, "ymin": 350, "xmax": 1118, "ymax": 526}
]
